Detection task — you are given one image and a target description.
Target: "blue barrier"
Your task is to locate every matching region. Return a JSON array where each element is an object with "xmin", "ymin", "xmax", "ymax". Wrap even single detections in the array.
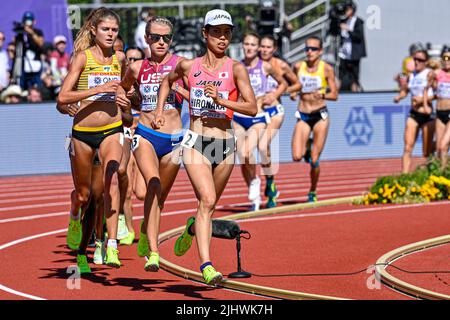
[{"xmin": 0, "ymin": 92, "xmax": 424, "ymax": 176}]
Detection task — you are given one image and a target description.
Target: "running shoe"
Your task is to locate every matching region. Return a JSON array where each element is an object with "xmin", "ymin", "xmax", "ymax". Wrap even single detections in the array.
[
  {"xmin": 304, "ymin": 138, "xmax": 313, "ymax": 164},
  {"xmin": 93, "ymin": 239, "xmax": 106, "ymax": 265},
  {"xmin": 266, "ymin": 197, "xmax": 277, "ymax": 208},
  {"xmin": 67, "ymin": 217, "xmax": 82, "ymax": 250},
  {"xmin": 308, "ymin": 191, "xmax": 318, "ymax": 203},
  {"xmin": 117, "ymin": 214, "xmax": 129, "ymax": 240},
  {"xmin": 119, "ymin": 231, "xmax": 135, "ymax": 246},
  {"xmin": 264, "ymin": 179, "xmax": 280, "ymax": 199},
  {"xmin": 105, "ymin": 247, "xmax": 121, "ymax": 268},
  {"xmin": 144, "ymin": 252, "xmax": 160, "ymax": 272},
  {"xmin": 202, "ymin": 265, "xmax": 223, "ymax": 285},
  {"xmin": 137, "ymin": 222, "xmax": 149, "ymax": 257},
  {"xmin": 174, "ymin": 217, "xmax": 196, "ymax": 256},
  {"xmin": 248, "ymin": 177, "xmax": 261, "ymax": 201},
  {"xmin": 250, "ymin": 198, "xmax": 261, "ymax": 211},
  {"xmin": 77, "ymin": 254, "xmax": 91, "ymax": 274}
]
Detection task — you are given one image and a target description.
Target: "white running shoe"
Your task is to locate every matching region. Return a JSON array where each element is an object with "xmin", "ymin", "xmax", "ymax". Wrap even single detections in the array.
[
  {"xmin": 117, "ymin": 214, "xmax": 129, "ymax": 240},
  {"xmin": 248, "ymin": 177, "xmax": 261, "ymax": 201},
  {"xmin": 93, "ymin": 239, "xmax": 106, "ymax": 265},
  {"xmin": 251, "ymin": 197, "xmax": 261, "ymax": 211}
]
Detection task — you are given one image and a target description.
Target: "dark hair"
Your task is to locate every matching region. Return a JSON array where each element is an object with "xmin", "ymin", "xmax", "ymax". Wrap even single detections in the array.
[
  {"xmin": 243, "ymin": 32, "xmax": 261, "ymax": 44},
  {"xmin": 441, "ymin": 45, "xmax": 450, "ymax": 57},
  {"xmin": 125, "ymin": 46, "xmax": 145, "ymax": 58},
  {"xmin": 261, "ymin": 35, "xmax": 277, "ymax": 47},
  {"xmin": 306, "ymin": 36, "xmax": 323, "ymax": 49}
]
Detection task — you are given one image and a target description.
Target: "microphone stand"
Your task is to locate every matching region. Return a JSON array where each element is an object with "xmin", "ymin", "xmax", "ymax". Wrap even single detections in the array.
[{"xmin": 228, "ymin": 230, "xmax": 252, "ymax": 279}]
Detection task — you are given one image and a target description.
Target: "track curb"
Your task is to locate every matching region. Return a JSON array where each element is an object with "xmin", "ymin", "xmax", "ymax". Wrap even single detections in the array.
[{"xmin": 158, "ymin": 196, "xmax": 362, "ymax": 300}]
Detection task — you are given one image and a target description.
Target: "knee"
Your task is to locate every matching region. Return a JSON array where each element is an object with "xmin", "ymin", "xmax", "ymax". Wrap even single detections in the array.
[
  {"xmin": 135, "ymin": 189, "xmax": 146, "ymax": 201},
  {"xmin": 76, "ymin": 189, "xmax": 91, "ymax": 206},
  {"xmin": 117, "ymin": 165, "xmax": 127, "ymax": 178},
  {"xmin": 146, "ymin": 177, "xmax": 161, "ymax": 194},
  {"xmin": 198, "ymin": 195, "xmax": 216, "ymax": 213}
]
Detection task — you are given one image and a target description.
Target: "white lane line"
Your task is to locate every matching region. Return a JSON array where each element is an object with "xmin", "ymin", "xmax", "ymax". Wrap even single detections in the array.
[
  {"xmin": 0, "ymin": 179, "xmax": 370, "ymax": 212},
  {"xmin": 1, "ymin": 196, "xmax": 445, "ymax": 300}
]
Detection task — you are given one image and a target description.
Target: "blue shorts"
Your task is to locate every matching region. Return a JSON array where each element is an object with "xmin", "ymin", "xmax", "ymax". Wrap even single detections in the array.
[
  {"xmin": 233, "ymin": 112, "xmax": 269, "ymax": 131},
  {"xmin": 133, "ymin": 123, "xmax": 183, "ymax": 158},
  {"xmin": 265, "ymin": 105, "xmax": 285, "ymax": 118}
]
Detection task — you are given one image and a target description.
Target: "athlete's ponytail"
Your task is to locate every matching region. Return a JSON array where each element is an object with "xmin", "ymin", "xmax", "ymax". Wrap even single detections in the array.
[{"xmin": 73, "ymin": 7, "xmax": 121, "ymax": 53}]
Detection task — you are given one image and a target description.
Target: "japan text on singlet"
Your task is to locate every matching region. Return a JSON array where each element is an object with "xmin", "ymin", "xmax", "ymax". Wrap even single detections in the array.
[
  {"xmin": 298, "ymin": 60, "xmax": 328, "ymax": 94},
  {"xmin": 436, "ymin": 70, "xmax": 450, "ymax": 99},
  {"xmin": 188, "ymin": 57, "xmax": 238, "ymax": 120},
  {"xmin": 77, "ymin": 48, "xmax": 121, "ymax": 102},
  {"xmin": 137, "ymin": 54, "xmax": 184, "ymax": 112},
  {"xmin": 242, "ymin": 58, "xmax": 267, "ymax": 98},
  {"xmin": 408, "ymin": 69, "xmax": 433, "ymax": 97}
]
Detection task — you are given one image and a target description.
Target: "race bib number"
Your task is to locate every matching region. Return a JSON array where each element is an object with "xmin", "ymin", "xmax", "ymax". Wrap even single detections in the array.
[
  {"xmin": 131, "ymin": 134, "xmax": 141, "ymax": 152},
  {"xmin": 87, "ymin": 73, "xmax": 121, "ymax": 101},
  {"xmin": 140, "ymin": 83, "xmax": 177, "ymax": 111},
  {"xmin": 180, "ymin": 130, "xmax": 199, "ymax": 149},
  {"xmin": 301, "ymin": 75, "xmax": 322, "ymax": 93},
  {"xmin": 123, "ymin": 127, "xmax": 133, "ymax": 140},
  {"xmin": 190, "ymin": 87, "xmax": 229, "ymax": 118}
]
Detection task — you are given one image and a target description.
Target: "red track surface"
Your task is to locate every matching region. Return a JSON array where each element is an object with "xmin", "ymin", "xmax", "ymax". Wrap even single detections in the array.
[{"xmin": 0, "ymin": 158, "xmax": 449, "ymax": 300}]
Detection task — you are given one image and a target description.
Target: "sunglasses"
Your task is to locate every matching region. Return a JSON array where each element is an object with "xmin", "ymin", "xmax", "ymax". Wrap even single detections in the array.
[
  {"xmin": 148, "ymin": 33, "xmax": 172, "ymax": 44},
  {"xmin": 414, "ymin": 57, "xmax": 427, "ymax": 63},
  {"xmin": 128, "ymin": 57, "xmax": 142, "ymax": 62},
  {"xmin": 305, "ymin": 46, "xmax": 320, "ymax": 52}
]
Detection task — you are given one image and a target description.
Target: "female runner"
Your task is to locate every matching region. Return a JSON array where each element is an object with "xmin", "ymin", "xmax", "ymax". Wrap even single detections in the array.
[
  {"xmin": 394, "ymin": 48, "xmax": 434, "ymax": 173},
  {"xmin": 58, "ymin": 7, "xmax": 130, "ymax": 268},
  {"xmin": 287, "ymin": 36, "xmax": 338, "ymax": 202},
  {"xmin": 154, "ymin": 10, "xmax": 256, "ymax": 284},
  {"xmin": 258, "ymin": 35, "xmax": 299, "ymax": 207},
  {"xmin": 117, "ymin": 16, "xmax": 189, "ymax": 271}
]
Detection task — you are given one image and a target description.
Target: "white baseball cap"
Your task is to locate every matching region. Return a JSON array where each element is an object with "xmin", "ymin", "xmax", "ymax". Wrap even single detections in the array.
[
  {"xmin": 204, "ymin": 9, "xmax": 233, "ymax": 27},
  {"xmin": 53, "ymin": 35, "xmax": 67, "ymax": 45}
]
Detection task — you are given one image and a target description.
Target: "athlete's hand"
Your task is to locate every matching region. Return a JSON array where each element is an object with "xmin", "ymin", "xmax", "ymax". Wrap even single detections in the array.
[
  {"xmin": 152, "ymin": 113, "xmax": 165, "ymax": 129},
  {"xmin": 204, "ymin": 84, "xmax": 220, "ymax": 104},
  {"xmin": 126, "ymin": 86, "xmax": 136, "ymax": 99},
  {"xmin": 263, "ymin": 92, "xmax": 276, "ymax": 106},
  {"xmin": 290, "ymin": 92, "xmax": 298, "ymax": 101},
  {"xmin": 98, "ymin": 80, "xmax": 120, "ymax": 94},
  {"xmin": 423, "ymin": 105, "xmax": 432, "ymax": 115},
  {"xmin": 116, "ymin": 93, "xmax": 131, "ymax": 113},
  {"xmin": 67, "ymin": 103, "xmax": 80, "ymax": 117},
  {"xmin": 412, "ymin": 96, "xmax": 421, "ymax": 107},
  {"xmin": 393, "ymin": 96, "xmax": 401, "ymax": 104}
]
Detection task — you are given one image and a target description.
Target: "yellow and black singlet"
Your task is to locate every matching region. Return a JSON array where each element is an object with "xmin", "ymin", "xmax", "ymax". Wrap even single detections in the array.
[
  {"xmin": 298, "ymin": 60, "xmax": 328, "ymax": 94},
  {"xmin": 77, "ymin": 48, "xmax": 121, "ymax": 102}
]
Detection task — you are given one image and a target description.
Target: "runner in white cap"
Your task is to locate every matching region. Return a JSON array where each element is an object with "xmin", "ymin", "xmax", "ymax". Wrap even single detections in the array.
[{"xmin": 154, "ymin": 9, "xmax": 257, "ymax": 285}]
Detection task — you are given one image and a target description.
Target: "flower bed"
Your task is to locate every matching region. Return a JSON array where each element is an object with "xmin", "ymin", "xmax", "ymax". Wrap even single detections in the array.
[{"xmin": 358, "ymin": 158, "xmax": 450, "ymax": 205}]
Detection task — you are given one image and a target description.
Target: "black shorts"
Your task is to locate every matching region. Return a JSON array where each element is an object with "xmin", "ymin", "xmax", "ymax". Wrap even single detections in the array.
[
  {"xmin": 436, "ymin": 110, "xmax": 450, "ymax": 125},
  {"xmin": 192, "ymin": 135, "xmax": 235, "ymax": 169},
  {"xmin": 72, "ymin": 123, "xmax": 123, "ymax": 150},
  {"xmin": 295, "ymin": 107, "xmax": 329, "ymax": 129},
  {"xmin": 409, "ymin": 110, "xmax": 434, "ymax": 127}
]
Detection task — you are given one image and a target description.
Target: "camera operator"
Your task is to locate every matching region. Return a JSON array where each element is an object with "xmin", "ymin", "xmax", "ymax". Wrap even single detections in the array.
[
  {"xmin": 337, "ymin": 1, "xmax": 366, "ymax": 92},
  {"xmin": 14, "ymin": 11, "xmax": 45, "ymax": 91}
]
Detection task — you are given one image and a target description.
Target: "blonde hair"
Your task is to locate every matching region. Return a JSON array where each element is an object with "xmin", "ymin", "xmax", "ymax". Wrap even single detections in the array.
[
  {"xmin": 73, "ymin": 7, "xmax": 121, "ymax": 53},
  {"xmin": 145, "ymin": 16, "xmax": 173, "ymax": 36}
]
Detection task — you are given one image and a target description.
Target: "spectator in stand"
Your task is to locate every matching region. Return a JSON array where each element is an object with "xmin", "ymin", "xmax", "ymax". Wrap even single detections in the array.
[
  {"xmin": 134, "ymin": 8, "xmax": 155, "ymax": 58},
  {"xmin": 40, "ymin": 43, "xmax": 56, "ymax": 100},
  {"xmin": 1, "ymin": 84, "xmax": 25, "ymax": 103},
  {"xmin": 19, "ymin": 11, "xmax": 45, "ymax": 91},
  {"xmin": 6, "ymin": 42, "xmax": 15, "ymax": 72},
  {"xmin": 27, "ymin": 85, "xmax": 43, "ymax": 103},
  {"xmin": 0, "ymin": 31, "xmax": 9, "ymax": 93},
  {"xmin": 338, "ymin": 0, "xmax": 367, "ymax": 92},
  {"xmin": 124, "ymin": 46, "xmax": 144, "ymax": 66},
  {"xmin": 50, "ymin": 35, "xmax": 70, "ymax": 94}
]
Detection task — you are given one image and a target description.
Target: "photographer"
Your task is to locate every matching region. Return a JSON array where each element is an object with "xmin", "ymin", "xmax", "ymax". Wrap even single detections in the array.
[
  {"xmin": 14, "ymin": 11, "xmax": 45, "ymax": 90},
  {"xmin": 337, "ymin": 1, "xmax": 366, "ymax": 92}
]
